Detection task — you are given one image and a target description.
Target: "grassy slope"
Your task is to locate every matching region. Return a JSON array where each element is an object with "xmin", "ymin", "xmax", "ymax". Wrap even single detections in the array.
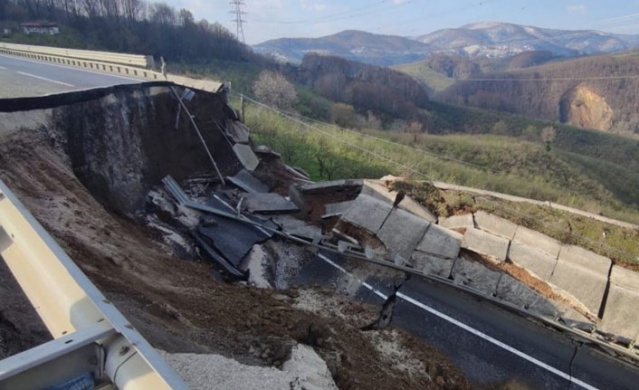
[{"xmin": 392, "ymin": 60, "xmax": 454, "ymax": 92}]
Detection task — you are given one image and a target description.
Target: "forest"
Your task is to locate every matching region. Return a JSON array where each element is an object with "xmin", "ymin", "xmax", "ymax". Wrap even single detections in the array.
[{"xmin": 0, "ymin": 0, "xmax": 256, "ymax": 64}]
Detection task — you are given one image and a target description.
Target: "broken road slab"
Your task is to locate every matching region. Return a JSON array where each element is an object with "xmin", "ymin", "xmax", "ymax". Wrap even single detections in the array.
[
  {"xmin": 227, "ymin": 169, "xmax": 270, "ymax": 193},
  {"xmin": 415, "ymin": 224, "xmax": 462, "ymax": 260},
  {"xmin": 299, "ymin": 179, "xmax": 363, "ymax": 194},
  {"xmin": 241, "ymin": 193, "xmax": 299, "ymax": 215},
  {"xmin": 474, "ymin": 210, "xmax": 518, "ymax": 240},
  {"xmin": 548, "ymin": 245, "xmax": 611, "ymax": 316},
  {"xmin": 377, "ymin": 207, "xmax": 430, "ymax": 261},
  {"xmin": 197, "ymin": 217, "xmax": 270, "ymax": 267},
  {"xmin": 233, "ymin": 144, "xmax": 259, "ymax": 171},
  {"xmin": 322, "ymin": 201, "xmax": 355, "ymax": 219},
  {"xmin": 462, "ymin": 228, "xmax": 510, "ymax": 262},
  {"xmin": 340, "ymin": 194, "xmax": 392, "ymax": 233},
  {"xmin": 508, "ymin": 242, "xmax": 558, "ymax": 282}
]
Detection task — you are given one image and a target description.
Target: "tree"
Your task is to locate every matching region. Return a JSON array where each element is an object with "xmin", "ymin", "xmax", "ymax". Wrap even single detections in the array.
[
  {"xmin": 541, "ymin": 126, "xmax": 557, "ymax": 152},
  {"xmin": 253, "ymin": 70, "xmax": 298, "ymax": 112}
]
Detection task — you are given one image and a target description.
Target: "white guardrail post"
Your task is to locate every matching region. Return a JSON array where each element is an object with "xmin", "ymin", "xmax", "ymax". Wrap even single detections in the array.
[{"xmin": 0, "ymin": 179, "xmax": 187, "ymax": 389}]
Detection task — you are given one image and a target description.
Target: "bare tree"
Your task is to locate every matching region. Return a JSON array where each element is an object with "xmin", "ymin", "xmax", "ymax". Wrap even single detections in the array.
[{"xmin": 253, "ymin": 70, "xmax": 298, "ymax": 112}]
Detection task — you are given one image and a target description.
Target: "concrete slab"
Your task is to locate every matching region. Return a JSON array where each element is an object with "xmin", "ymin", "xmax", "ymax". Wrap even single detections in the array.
[
  {"xmin": 451, "ymin": 257, "xmax": 502, "ymax": 296},
  {"xmin": 242, "ymin": 193, "xmax": 299, "ymax": 215},
  {"xmin": 233, "ymin": 144, "xmax": 259, "ymax": 172},
  {"xmin": 410, "ymin": 252, "xmax": 456, "ymax": 278},
  {"xmin": 512, "ymin": 226, "xmax": 561, "ymax": 258},
  {"xmin": 508, "ymin": 241, "xmax": 558, "ymax": 281},
  {"xmin": 362, "ymin": 180, "xmax": 437, "ymax": 222},
  {"xmin": 600, "ymin": 266, "xmax": 639, "ymax": 342},
  {"xmin": 225, "ymin": 121, "xmax": 250, "ymax": 143},
  {"xmin": 322, "ymin": 201, "xmax": 354, "ymax": 218},
  {"xmin": 496, "ymin": 275, "xmax": 561, "ymax": 318},
  {"xmin": 474, "ymin": 210, "xmax": 518, "ymax": 240},
  {"xmin": 377, "ymin": 208, "xmax": 430, "ymax": 260},
  {"xmin": 299, "ymin": 179, "xmax": 363, "ymax": 194},
  {"xmin": 439, "ymin": 213, "xmax": 474, "ymax": 230},
  {"xmin": 228, "ymin": 169, "xmax": 270, "ymax": 193},
  {"xmin": 548, "ymin": 245, "xmax": 611, "ymax": 316},
  {"xmin": 340, "ymin": 194, "xmax": 392, "ymax": 233},
  {"xmin": 415, "ymin": 224, "xmax": 462, "ymax": 260},
  {"xmin": 462, "ymin": 228, "xmax": 510, "ymax": 262}
]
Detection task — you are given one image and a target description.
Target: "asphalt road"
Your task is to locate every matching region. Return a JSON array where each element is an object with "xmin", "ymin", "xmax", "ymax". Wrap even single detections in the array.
[
  {"xmin": 0, "ymin": 54, "xmax": 141, "ymax": 98},
  {"xmin": 294, "ymin": 252, "xmax": 639, "ymax": 389}
]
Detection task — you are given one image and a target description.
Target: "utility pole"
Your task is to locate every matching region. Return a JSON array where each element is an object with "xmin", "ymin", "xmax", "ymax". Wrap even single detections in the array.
[{"xmin": 230, "ymin": 0, "xmax": 246, "ymax": 44}]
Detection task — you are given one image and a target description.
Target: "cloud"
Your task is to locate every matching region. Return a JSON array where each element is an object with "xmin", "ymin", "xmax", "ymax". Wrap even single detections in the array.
[{"xmin": 566, "ymin": 4, "xmax": 586, "ymax": 14}]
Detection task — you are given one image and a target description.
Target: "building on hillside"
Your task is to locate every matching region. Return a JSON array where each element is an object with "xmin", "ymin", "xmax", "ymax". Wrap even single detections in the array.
[{"xmin": 20, "ymin": 22, "xmax": 59, "ymax": 35}]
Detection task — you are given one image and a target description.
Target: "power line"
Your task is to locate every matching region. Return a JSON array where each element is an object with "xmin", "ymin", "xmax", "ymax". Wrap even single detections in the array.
[{"xmin": 230, "ymin": 0, "xmax": 246, "ymax": 43}]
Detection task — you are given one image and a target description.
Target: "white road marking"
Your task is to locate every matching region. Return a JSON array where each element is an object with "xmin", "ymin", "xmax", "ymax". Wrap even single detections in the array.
[
  {"xmin": 318, "ymin": 254, "xmax": 599, "ymax": 390},
  {"xmin": 0, "ymin": 54, "xmax": 141, "ymax": 82},
  {"xmin": 18, "ymin": 72, "xmax": 75, "ymax": 87},
  {"xmin": 0, "ymin": 66, "xmax": 6, "ymax": 70}
]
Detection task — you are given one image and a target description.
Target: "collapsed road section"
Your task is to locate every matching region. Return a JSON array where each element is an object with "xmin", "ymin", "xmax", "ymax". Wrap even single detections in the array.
[{"xmin": 1, "ymin": 81, "xmax": 639, "ymax": 389}]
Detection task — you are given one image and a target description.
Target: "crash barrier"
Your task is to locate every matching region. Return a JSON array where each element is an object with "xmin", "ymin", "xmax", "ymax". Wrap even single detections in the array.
[
  {"xmin": 0, "ymin": 42, "xmax": 154, "ymax": 68},
  {"xmin": 0, "ymin": 42, "xmax": 164, "ymax": 81},
  {"xmin": 0, "ymin": 179, "xmax": 187, "ymax": 389},
  {"xmin": 0, "ymin": 43, "xmax": 224, "ymax": 93}
]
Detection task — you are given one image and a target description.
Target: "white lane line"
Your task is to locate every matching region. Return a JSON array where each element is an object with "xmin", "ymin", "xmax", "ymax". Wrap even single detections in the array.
[
  {"xmin": 317, "ymin": 254, "xmax": 599, "ymax": 390},
  {"xmin": 18, "ymin": 72, "xmax": 75, "ymax": 87},
  {"xmin": 0, "ymin": 54, "xmax": 141, "ymax": 82},
  {"xmin": 0, "ymin": 66, "xmax": 6, "ymax": 70}
]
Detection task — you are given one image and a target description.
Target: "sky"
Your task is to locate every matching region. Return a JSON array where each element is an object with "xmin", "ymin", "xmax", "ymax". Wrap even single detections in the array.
[{"xmin": 152, "ymin": 0, "xmax": 639, "ymax": 45}]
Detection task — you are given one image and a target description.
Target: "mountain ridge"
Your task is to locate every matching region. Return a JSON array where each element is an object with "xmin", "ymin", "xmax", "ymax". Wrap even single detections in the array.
[{"xmin": 253, "ymin": 22, "xmax": 639, "ymax": 66}]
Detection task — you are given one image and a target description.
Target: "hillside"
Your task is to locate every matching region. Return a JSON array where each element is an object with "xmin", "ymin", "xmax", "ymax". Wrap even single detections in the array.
[
  {"xmin": 253, "ymin": 30, "xmax": 431, "ymax": 66},
  {"xmin": 254, "ymin": 23, "xmax": 639, "ymax": 67},
  {"xmin": 438, "ymin": 51, "xmax": 639, "ymax": 136}
]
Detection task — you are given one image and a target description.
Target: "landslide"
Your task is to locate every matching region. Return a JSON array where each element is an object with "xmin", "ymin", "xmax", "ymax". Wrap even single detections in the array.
[{"xmin": 0, "ymin": 112, "xmax": 469, "ymax": 388}]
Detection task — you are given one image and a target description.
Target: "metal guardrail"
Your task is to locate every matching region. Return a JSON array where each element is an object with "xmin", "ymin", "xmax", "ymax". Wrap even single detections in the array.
[
  {"xmin": 0, "ymin": 179, "xmax": 187, "ymax": 389},
  {"xmin": 0, "ymin": 42, "xmax": 154, "ymax": 68}
]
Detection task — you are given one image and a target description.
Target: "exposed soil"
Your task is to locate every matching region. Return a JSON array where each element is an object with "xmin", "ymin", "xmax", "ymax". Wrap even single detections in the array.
[{"xmin": 0, "ymin": 128, "xmax": 471, "ymax": 389}]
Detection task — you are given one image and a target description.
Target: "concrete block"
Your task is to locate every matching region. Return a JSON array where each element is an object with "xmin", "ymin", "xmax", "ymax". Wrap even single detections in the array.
[
  {"xmin": 496, "ymin": 275, "xmax": 561, "ymax": 318},
  {"xmin": 462, "ymin": 228, "xmax": 510, "ymax": 262},
  {"xmin": 377, "ymin": 208, "xmax": 430, "ymax": 261},
  {"xmin": 512, "ymin": 226, "xmax": 561, "ymax": 258},
  {"xmin": 439, "ymin": 213, "xmax": 474, "ymax": 230},
  {"xmin": 322, "ymin": 201, "xmax": 354, "ymax": 218},
  {"xmin": 341, "ymin": 194, "xmax": 392, "ymax": 233},
  {"xmin": 558, "ymin": 306, "xmax": 596, "ymax": 333},
  {"xmin": 362, "ymin": 180, "xmax": 437, "ymax": 222},
  {"xmin": 410, "ymin": 252, "xmax": 456, "ymax": 278},
  {"xmin": 548, "ymin": 245, "xmax": 611, "ymax": 315},
  {"xmin": 415, "ymin": 224, "xmax": 462, "ymax": 260},
  {"xmin": 600, "ymin": 266, "xmax": 639, "ymax": 342},
  {"xmin": 474, "ymin": 210, "xmax": 518, "ymax": 240},
  {"xmin": 508, "ymin": 241, "xmax": 557, "ymax": 281},
  {"xmin": 233, "ymin": 144, "xmax": 259, "ymax": 172},
  {"xmin": 451, "ymin": 257, "xmax": 502, "ymax": 296}
]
